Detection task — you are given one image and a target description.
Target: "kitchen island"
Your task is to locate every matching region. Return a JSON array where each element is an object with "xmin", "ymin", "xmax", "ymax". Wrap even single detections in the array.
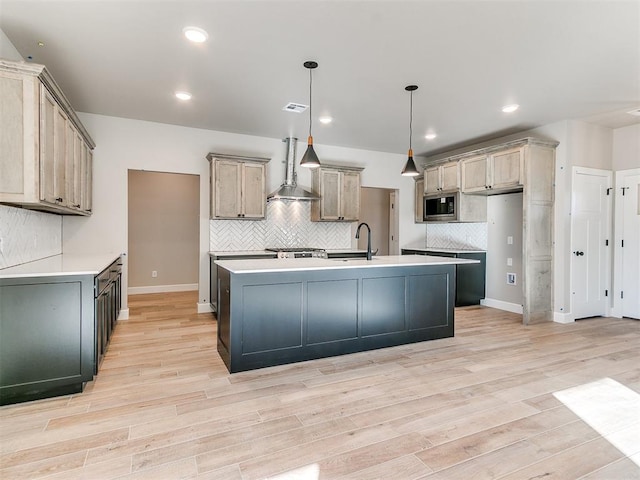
[{"xmin": 215, "ymin": 255, "xmax": 478, "ymax": 373}]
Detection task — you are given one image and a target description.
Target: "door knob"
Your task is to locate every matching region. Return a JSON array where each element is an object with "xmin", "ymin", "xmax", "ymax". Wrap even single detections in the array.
[{"xmin": 573, "ymin": 251, "xmax": 584, "ymax": 256}]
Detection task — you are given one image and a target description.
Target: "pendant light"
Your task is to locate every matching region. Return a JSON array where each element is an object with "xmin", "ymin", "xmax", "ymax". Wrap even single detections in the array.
[
  {"xmin": 401, "ymin": 85, "xmax": 420, "ymax": 176},
  {"xmin": 300, "ymin": 61, "xmax": 321, "ymax": 168}
]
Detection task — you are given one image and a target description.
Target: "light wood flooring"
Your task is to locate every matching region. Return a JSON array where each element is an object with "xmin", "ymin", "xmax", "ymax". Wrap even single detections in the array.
[{"xmin": 1, "ymin": 291, "xmax": 639, "ymax": 479}]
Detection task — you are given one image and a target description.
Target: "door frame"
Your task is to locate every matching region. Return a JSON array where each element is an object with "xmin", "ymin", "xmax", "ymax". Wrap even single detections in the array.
[
  {"xmin": 612, "ymin": 168, "xmax": 640, "ymax": 319},
  {"xmin": 569, "ymin": 166, "xmax": 613, "ymax": 320}
]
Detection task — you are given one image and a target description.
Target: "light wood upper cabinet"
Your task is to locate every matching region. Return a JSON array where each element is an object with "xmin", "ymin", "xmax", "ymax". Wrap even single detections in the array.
[
  {"xmin": 0, "ymin": 60, "xmax": 95, "ymax": 215},
  {"xmin": 429, "ymin": 137, "xmax": 558, "ymax": 325},
  {"xmin": 207, "ymin": 154, "xmax": 270, "ymax": 220},
  {"xmin": 414, "ymin": 177, "xmax": 425, "ymax": 223},
  {"xmin": 311, "ymin": 164, "xmax": 363, "ymax": 222},
  {"xmin": 424, "ymin": 161, "xmax": 459, "ymax": 194},
  {"xmin": 461, "ymin": 147, "xmax": 523, "ymax": 194}
]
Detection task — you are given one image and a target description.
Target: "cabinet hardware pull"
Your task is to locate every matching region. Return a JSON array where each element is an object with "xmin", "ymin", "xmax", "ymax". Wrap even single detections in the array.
[{"xmin": 56, "ymin": 197, "xmax": 63, "ymax": 202}]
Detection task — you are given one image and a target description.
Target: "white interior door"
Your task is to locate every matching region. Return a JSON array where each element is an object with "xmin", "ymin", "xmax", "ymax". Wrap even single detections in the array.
[
  {"xmin": 571, "ymin": 168, "xmax": 612, "ymax": 320},
  {"xmin": 620, "ymin": 173, "xmax": 640, "ymax": 319}
]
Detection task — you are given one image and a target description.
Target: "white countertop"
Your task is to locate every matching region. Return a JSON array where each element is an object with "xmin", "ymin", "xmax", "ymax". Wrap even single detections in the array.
[
  {"xmin": 401, "ymin": 244, "xmax": 486, "ymax": 254},
  {"xmin": 209, "ymin": 250, "xmax": 277, "ymax": 257},
  {"xmin": 215, "ymin": 254, "xmax": 479, "ymax": 274},
  {"xmin": 209, "ymin": 249, "xmax": 368, "ymax": 257},
  {"xmin": 0, "ymin": 253, "xmax": 121, "ymax": 279}
]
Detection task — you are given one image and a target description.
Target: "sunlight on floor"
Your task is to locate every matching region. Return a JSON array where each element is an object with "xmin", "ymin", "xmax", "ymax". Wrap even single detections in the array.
[
  {"xmin": 553, "ymin": 378, "xmax": 640, "ymax": 467},
  {"xmin": 266, "ymin": 463, "xmax": 320, "ymax": 480}
]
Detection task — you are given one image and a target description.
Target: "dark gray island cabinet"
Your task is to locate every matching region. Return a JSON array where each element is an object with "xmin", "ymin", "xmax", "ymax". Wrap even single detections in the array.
[
  {"xmin": 0, "ymin": 254, "xmax": 121, "ymax": 405},
  {"xmin": 215, "ymin": 255, "xmax": 478, "ymax": 373}
]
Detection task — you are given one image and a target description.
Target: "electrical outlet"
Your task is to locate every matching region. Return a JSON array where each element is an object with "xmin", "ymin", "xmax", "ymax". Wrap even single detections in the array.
[
  {"xmin": 507, "ymin": 273, "xmax": 517, "ymax": 285},
  {"xmin": 507, "ymin": 236, "xmax": 513, "ymax": 245},
  {"xmin": 152, "ymin": 270, "xmax": 158, "ymax": 278},
  {"xmin": 507, "ymin": 257, "xmax": 513, "ymax": 266}
]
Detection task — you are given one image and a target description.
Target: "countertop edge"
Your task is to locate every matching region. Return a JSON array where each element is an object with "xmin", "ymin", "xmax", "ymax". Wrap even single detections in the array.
[{"xmin": 0, "ymin": 253, "xmax": 122, "ymax": 279}]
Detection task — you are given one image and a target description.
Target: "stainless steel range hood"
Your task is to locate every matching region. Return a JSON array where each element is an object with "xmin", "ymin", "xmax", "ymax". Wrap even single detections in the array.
[{"xmin": 267, "ymin": 137, "xmax": 319, "ymax": 201}]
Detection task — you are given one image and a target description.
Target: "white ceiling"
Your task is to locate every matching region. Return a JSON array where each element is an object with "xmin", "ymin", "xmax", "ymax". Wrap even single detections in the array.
[{"xmin": 1, "ymin": 0, "xmax": 639, "ymax": 157}]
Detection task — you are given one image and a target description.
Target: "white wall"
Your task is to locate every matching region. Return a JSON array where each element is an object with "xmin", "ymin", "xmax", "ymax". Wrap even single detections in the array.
[
  {"xmin": 64, "ymin": 113, "xmax": 425, "ymax": 311},
  {"xmin": 485, "ymin": 193, "xmax": 523, "ymax": 308},
  {"xmin": 0, "ymin": 28, "xmax": 22, "ymax": 61},
  {"xmin": 613, "ymin": 124, "xmax": 640, "ymax": 171}
]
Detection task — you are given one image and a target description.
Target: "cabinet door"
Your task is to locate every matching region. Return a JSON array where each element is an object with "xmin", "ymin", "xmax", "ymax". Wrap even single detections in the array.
[
  {"xmin": 65, "ymin": 123, "xmax": 81, "ymax": 210},
  {"xmin": 39, "ymin": 87, "xmax": 58, "ymax": 204},
  {"xmin": 414, "ymin": 177, "xmax": 425, "ymax": 223},
  {"xmin": 82, "ymin": 144, "xmax": 93, "ymax": 213},
  {"xmin": 319, "ymin": 169, "xmax": 341, "ymax": 220},
  {"xmin": 440, "ymin": 162, "xmax": 459, "ymax": 191},
  {"xmin": 490, "ymin": 148, "xmax": 523, "ymax": 189},
  {"xmin": 241, "ymin": 162, "xmax": 265, "ymax": 218},
  {"xmin": 0, "ymin": 74, "xmax": 26, "ymax": 196},
  {"xmin": 214, "ymin": 160, "xmax": 242, "ymax": 218},
  {"xmin": 424, "ymin": 167, "xmax": 441, "ymax": 194},
  {"xmin": 461, "ymin": 155, "xmax": 489, "ymax": 193},
  {"xmin": 340, "ymin": 171, "xmax": 360, "ymax": 221}
]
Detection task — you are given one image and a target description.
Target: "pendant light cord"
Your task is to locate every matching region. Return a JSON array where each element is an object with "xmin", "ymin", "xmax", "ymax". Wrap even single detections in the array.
[
  {"xmin": 409, "ymin": 89, "xmax": 413, "ymax": 152},
  {"xmin": 308, "ymin": 67, "xmax": 313, "ymax": 137}
]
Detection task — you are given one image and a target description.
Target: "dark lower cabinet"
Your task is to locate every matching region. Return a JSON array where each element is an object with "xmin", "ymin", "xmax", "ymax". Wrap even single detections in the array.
[
  {"xmin": 0, "ymin": 256, "xmax": 122, "ymax": 405},
  {"xmin": 0, "ymin": 275, "xmax": 94, "ymax": 405},
  {"xmin": 217, "ymin": 263, "xmax": 456, "ymax": 373},
  {"xmin": 401, "ymin": 249, "xmax": 486, "ymax": 307},
  {"xmin": 95, "ymin": 258, "xmax": 122, "ymax": 374}
]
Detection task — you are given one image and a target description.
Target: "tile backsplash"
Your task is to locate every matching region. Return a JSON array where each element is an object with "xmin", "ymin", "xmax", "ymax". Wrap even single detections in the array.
[
  {"xmin": 0, "ymin": 205, "xmax": 62, "ymax": 269},
  {"xmin": 426, "ymin": 222, "xmax": 488, "ymax": 250},
  {"xmin": 210, "ymin": 201, "xmax": 353, "ymax": 251}
]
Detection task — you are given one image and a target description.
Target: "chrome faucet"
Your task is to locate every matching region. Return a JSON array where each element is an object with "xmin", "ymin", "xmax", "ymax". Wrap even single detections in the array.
[{"xmin": 355, "ymin": 222, "xmax": 373, "ymax": 260}]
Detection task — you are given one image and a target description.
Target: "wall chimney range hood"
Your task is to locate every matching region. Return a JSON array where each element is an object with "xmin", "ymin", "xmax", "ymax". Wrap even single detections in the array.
[{"xmin": 267, "ymin": 137, "xmax": 320, "ymax": 201}]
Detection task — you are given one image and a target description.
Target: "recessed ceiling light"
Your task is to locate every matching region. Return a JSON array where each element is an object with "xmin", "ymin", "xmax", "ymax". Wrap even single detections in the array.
[
  {"xmin": 175, "ymin": 91, "xmax": 192, "ymax": 101},
  {"xmin": 502, "ymin": 104, "xmax": 519, "ymax": 113},
  {"xmin": 37, "ymin": 41, "xmax": 45, "ymax": 47},
  {"xmin": 319, "ymin": 116, "xmax": 333, "ymax": 124},
  {"xmin": 425, "ymin": 133, "xmax": 437, "ymax": 140},
  {"xmin": 183, "ymin": 26, "xmax": 208, "ymax": 43}
]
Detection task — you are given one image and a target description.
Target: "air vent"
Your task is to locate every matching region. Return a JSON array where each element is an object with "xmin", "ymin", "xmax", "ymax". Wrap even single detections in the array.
[
  {"xmin": 282, "ymin": 102, "xmax": 308, "ymax": 113},
  {"xmin": 627, "ymin": 108, "xmax": 640, "ymax": 116}
]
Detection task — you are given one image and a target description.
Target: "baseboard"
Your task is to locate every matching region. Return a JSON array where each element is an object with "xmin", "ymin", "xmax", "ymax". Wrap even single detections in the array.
[
  {"xmin": 609, "ymin": 307, "xmax": 623, "ymax": 319},
  {"xmin": 128, "ymin": 283, "xmax": 198, "ymax": 295},
  {"xmin": 553, "ymin": 312, "xmax": 574, "ymax": 324},
  {"xmin": 118, "ymin": 308, "xmax": 130, "ymax": 320},
  {"xmin": 480, "ymin": 298, "xmax": 523, "ymax": 314},
  {"xmin": 198, "ymin": 302, "xmax": 213, "ymax": 314}
]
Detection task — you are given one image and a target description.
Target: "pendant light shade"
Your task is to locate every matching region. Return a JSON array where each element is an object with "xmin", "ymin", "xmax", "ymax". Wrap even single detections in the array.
[
  {"xmin": 300, "ymin": 61, "xmax": 321, "ymax": 168},
  {"xmin": 401, "ymin": 85, "xmax": 420, "ymax": 176}
]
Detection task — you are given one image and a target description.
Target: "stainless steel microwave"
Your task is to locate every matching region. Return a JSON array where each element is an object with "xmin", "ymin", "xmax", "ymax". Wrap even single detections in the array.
[{"xmin": 424, "ymin": 192, "xmax": 458, "ymax": 221}]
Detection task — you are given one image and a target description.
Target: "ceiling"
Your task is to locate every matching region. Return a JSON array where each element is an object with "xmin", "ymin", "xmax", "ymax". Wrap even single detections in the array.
[{"xmin": 1, "ymin": 1, "xmax": 639, "ymax": 157}]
